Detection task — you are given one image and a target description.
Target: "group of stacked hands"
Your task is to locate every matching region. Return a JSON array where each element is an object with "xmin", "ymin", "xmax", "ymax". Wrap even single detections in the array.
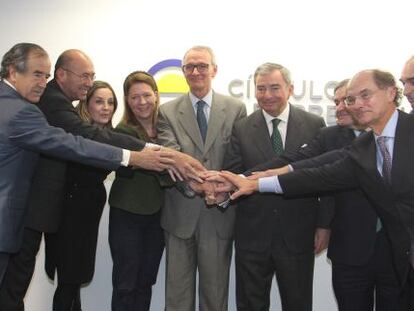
[{"xmin": 154, "ymin": 150, "xmax": 267, "ymax": 205}]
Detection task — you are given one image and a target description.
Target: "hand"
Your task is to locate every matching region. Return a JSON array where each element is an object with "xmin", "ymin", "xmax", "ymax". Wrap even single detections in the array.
[
  {"xmin": 314, "ymin": 228, "xmax": 330, "ymax": 254},
  {"xmin": 129, "ymin": 147, "xmax": 175, "ymax": 171},
  {"xmin": 170, "ymin": 150, "xmax": 206, "ymax": 182},
  {"xmin": 203, "ymin": 181, "xmax": 217, "ymax": 205},
  {"xmin": 188, "ymin": 180, "xmax": 205, "ymax": 194},
  {"xmin": 248, "ymin": 165, "xmax": 290, "ymax": 180},
  {"xmin": 203, "ymin": 170, "xmax": 236, "ymax": 193},
  {"xmin": 219, "ymin": 171, "xmax": 259, "ymax": 200},
  {"xmin": 188, "ymin": 180, "xmax": 217, "ymax": 205}
]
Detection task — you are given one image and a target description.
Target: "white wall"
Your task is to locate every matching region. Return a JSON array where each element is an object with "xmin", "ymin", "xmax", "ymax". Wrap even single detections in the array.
[{"xmin": 2, "ymin": 0, "xmax": 413, "ymax": 310}]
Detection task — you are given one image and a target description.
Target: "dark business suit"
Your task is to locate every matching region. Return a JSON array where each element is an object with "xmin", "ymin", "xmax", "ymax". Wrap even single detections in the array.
[
  {"xmin": 250, "ymin": 125, "xmax": 401, "ymax": 310},
  {"xmin": 224, "ymin": 105, "xmax": 326, "ymax": 311},
  {"xmin": 0, "ymin": 81, "xmax": 122, "ymax": 286},
  {"xmin": 279, "ymin": 111, "xmax": 414, "ymax": 310},
  {"xmin": 0, "ymin": 79, "xmax": 146, "ymax": 311}
]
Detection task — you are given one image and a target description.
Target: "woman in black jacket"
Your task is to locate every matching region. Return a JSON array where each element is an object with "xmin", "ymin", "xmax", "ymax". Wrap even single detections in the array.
[{"xmin": 47, "ymin": 81, "xmax": 118, "ymax": 311}]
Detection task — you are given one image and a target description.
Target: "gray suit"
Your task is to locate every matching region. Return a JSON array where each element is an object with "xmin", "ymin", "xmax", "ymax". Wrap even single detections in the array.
[
  {"xmin": 0, "ymin": 81, "xmax": 122, "ymax": 282},
  {"xmin": 157, "ymin": 91, "xmax": 246, "ymax": 311}
]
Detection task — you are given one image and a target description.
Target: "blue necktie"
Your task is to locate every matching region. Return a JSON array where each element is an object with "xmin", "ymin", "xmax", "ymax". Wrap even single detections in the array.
[
  {"xmin": 271, "ymin": 118, "xmax": 283, "ymax": 155},
  {"xmin": 196, "ymin": 100, "xmax": 208, "ymax": 143}
]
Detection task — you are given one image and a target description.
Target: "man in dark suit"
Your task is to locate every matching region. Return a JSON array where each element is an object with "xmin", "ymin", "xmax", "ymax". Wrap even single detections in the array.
[
  {"xmin": 241, "ymin": 78, "xmax": 401, "ymax": 310},
  {"xmin": 0, "ymin": 48, "xmax": 203, "ymax": 311},
  {"xmin": 219, "ymin": 69, "xmax": 414, "ymax": 310},
  {"xmin": 0, "ymin": 44, "xmax": 175, "ymax": 288},
  {"xmin": 157, "ymin": 46, "xmax": 246, "ymax": 311},
  {"xmin": 223, "ymin": 62, "xmax": 327, "ymax": 311}
]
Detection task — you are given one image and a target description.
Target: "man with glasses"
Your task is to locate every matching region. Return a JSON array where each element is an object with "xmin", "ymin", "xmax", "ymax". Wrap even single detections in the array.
[
  {"xmin": 226, "ymin": 78, "xmax": 402, "ymax": 311},
  {"xmin": 0, "ymin": 48, "xmax": 204, "ymax": 311},
  {"xmin": 157, "ymin": 45, "xmax": 246, "ymax": 311},
  {"xmin": 216, "ymin": 69, "xmax": 414, "ymax": 310}
]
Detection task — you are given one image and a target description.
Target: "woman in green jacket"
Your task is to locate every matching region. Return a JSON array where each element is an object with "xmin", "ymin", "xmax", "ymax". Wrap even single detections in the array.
[{"xmin": 108, "ymin": 71, "xmax": 166, "ymax": 311}]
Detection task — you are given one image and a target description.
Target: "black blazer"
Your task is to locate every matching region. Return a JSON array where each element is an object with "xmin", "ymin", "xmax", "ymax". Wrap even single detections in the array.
[
  {"xmin": 26, "ymin": 80, "xmax": 146, "ymax": 233},
  {"xmin": 252, "ymin": 125, "xmax": 378, "ymax": 265},
  {"xmin": 224, "ymin": 105, "xmax": 326, "ymax": 253},
  {"xmin": 279, "ymin": 111, "xmax": 414, "ymax": 285}
]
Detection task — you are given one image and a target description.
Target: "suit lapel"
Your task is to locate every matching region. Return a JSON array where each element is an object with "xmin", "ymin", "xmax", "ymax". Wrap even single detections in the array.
[
  {"xmin": 250, "ymin": 111, "xmax": 275, "ymax": 159},
  {"xmin": 203, "ymin": 93, "xmax": 226, "ymax": 155},
  {"xmin": 391, "ymin": 111, "xmax": 411, "ymax": 189},
  {"xmin": 354, "ymin": 132, "xmax": 384, "ymax": 185},
  {"xmin": 285, "ymin": 105, "xmax": 305, "ymax": 151},
  {"xmin": 342, "ymin": 128, "xmax": 356, "ymax": 145},
  {"xmin": 177, "ymin": 95, "xmax": 204, "ymax": 152}
]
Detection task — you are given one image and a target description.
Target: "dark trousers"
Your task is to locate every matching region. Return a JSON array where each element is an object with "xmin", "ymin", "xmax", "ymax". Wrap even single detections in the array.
[
  {"xmin": 401, "ymin": 267, "xmax": 414, "ymax": 311},
  {"xmin": 108, "ymin": 207, "xmax": 164, "ymax": 311},
  {"xmin": 0, "ymin": 253, "xmax": 10, "ymax": 286},
  {"xmin": 332, "ymin": 230, "xmax": 402, "ymax": 311},
  {"xmin": 235, "ymin": 224, "xmax": 314, "ymax": 311},
  {"xmin": 0, "ymin": 228, "xmax": 42, "ymax": 311},
  {"xmin": 53, "ymin": 283, "xmax": 82, "ymax": 311}
]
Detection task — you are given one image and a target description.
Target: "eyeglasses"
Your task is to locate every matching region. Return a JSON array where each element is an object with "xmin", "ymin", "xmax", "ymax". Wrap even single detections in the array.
[
  {"xmin": 344, "ymin": 90, "xmax": 376, "ymax": 106},
  {"xmin": 333, "ymin": 97, "xmax": 346, "ymax": 106},
  {"xmin": 61, "ymin": 68, "xmax": 95, "ymax": 82},
  {"xmin": 182, "ymin": 63, "xmax": 210, "ymax": 74}
]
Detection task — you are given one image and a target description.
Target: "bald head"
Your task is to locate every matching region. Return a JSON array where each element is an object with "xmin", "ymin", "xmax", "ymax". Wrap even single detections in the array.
[
  {"xmin": 54, "ymin": 49, "xmax": 92, "ymax": 75},
  {"xmin": 54, "ymin": 49, "xmax": 95, "ymax": 101},
  {"xmin": 400, "ymin": 56, "xmax": 414, "ymax": 107}
]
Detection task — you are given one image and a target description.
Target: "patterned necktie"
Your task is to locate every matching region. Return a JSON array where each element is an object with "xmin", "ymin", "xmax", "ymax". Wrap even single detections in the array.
[
  {"xmin": 271, "ymin": 118, "xmax": 283, "ymax": 155},
  {"xmin": 196, "ymin": 100, "xmax": 208, "ymax": 143},
  {"xmin": 377, "ymin": 136, "xmax": 392, "ymax": 184}
]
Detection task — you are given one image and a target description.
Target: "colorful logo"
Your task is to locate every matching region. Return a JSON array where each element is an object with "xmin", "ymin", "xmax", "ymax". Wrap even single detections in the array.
[{"xmin": 148, "ymin": 59, "xmax": 189, "ymax": 98}]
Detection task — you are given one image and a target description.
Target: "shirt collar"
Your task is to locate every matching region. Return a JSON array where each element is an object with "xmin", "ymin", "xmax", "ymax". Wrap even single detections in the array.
[
  {"xmin": 262, "ymin": 103, "xmax": 290, "ymax": 124},
  {"xmin": 189, "ymin": 89, "xmax": 213, "ymax": 108},
  {"xmin": 3, "ymin": 79, "xmax": 16, "ymax": 91},
  {"xmin": 374, "ymin": 109, "xmax": 398, "ymax": 139}
]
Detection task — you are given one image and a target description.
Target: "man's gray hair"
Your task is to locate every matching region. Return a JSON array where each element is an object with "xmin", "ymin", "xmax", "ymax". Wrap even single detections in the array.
[
  {"xmin": 254, "ymin": 62, "xmax": 292, "ymax": 86},
  {"xmin": 183, "ymin": 45, "xmax": 217, "ymax": 66},
  {"xmin": 334, "ymin": 79, "xmax": 350, "ymax": 93},
  {"xmin": 0, "ymin": 43, "xmax": 48, "ymax": 79}
]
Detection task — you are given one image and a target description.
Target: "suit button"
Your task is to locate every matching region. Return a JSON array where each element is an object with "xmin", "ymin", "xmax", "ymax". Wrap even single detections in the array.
[{"xmin": 273, "ymin": 209, "xmax": 277, "ymax": 213}]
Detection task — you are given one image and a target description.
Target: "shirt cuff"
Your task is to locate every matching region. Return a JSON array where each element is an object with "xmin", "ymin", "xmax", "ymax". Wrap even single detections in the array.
[
  {"xmin": 121, "ymin": 149, "xmax": 130, "ymax": 167},
  {"xmin": 145, "ymin": 142, "xmax": 160, "ymax": 149},
  {"xmin": 258, "ymin": 176, "xmax": 284, "ymax": 193}
]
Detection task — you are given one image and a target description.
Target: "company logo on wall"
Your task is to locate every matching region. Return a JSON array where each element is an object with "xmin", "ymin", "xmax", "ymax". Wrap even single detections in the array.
[
  {"xmin": 148, "ymin": 59, "xmax": 188, "ymax": 101},
  {"xmin": 149, "ymin": 59, "xmax": 338, "ymax": 125}
]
